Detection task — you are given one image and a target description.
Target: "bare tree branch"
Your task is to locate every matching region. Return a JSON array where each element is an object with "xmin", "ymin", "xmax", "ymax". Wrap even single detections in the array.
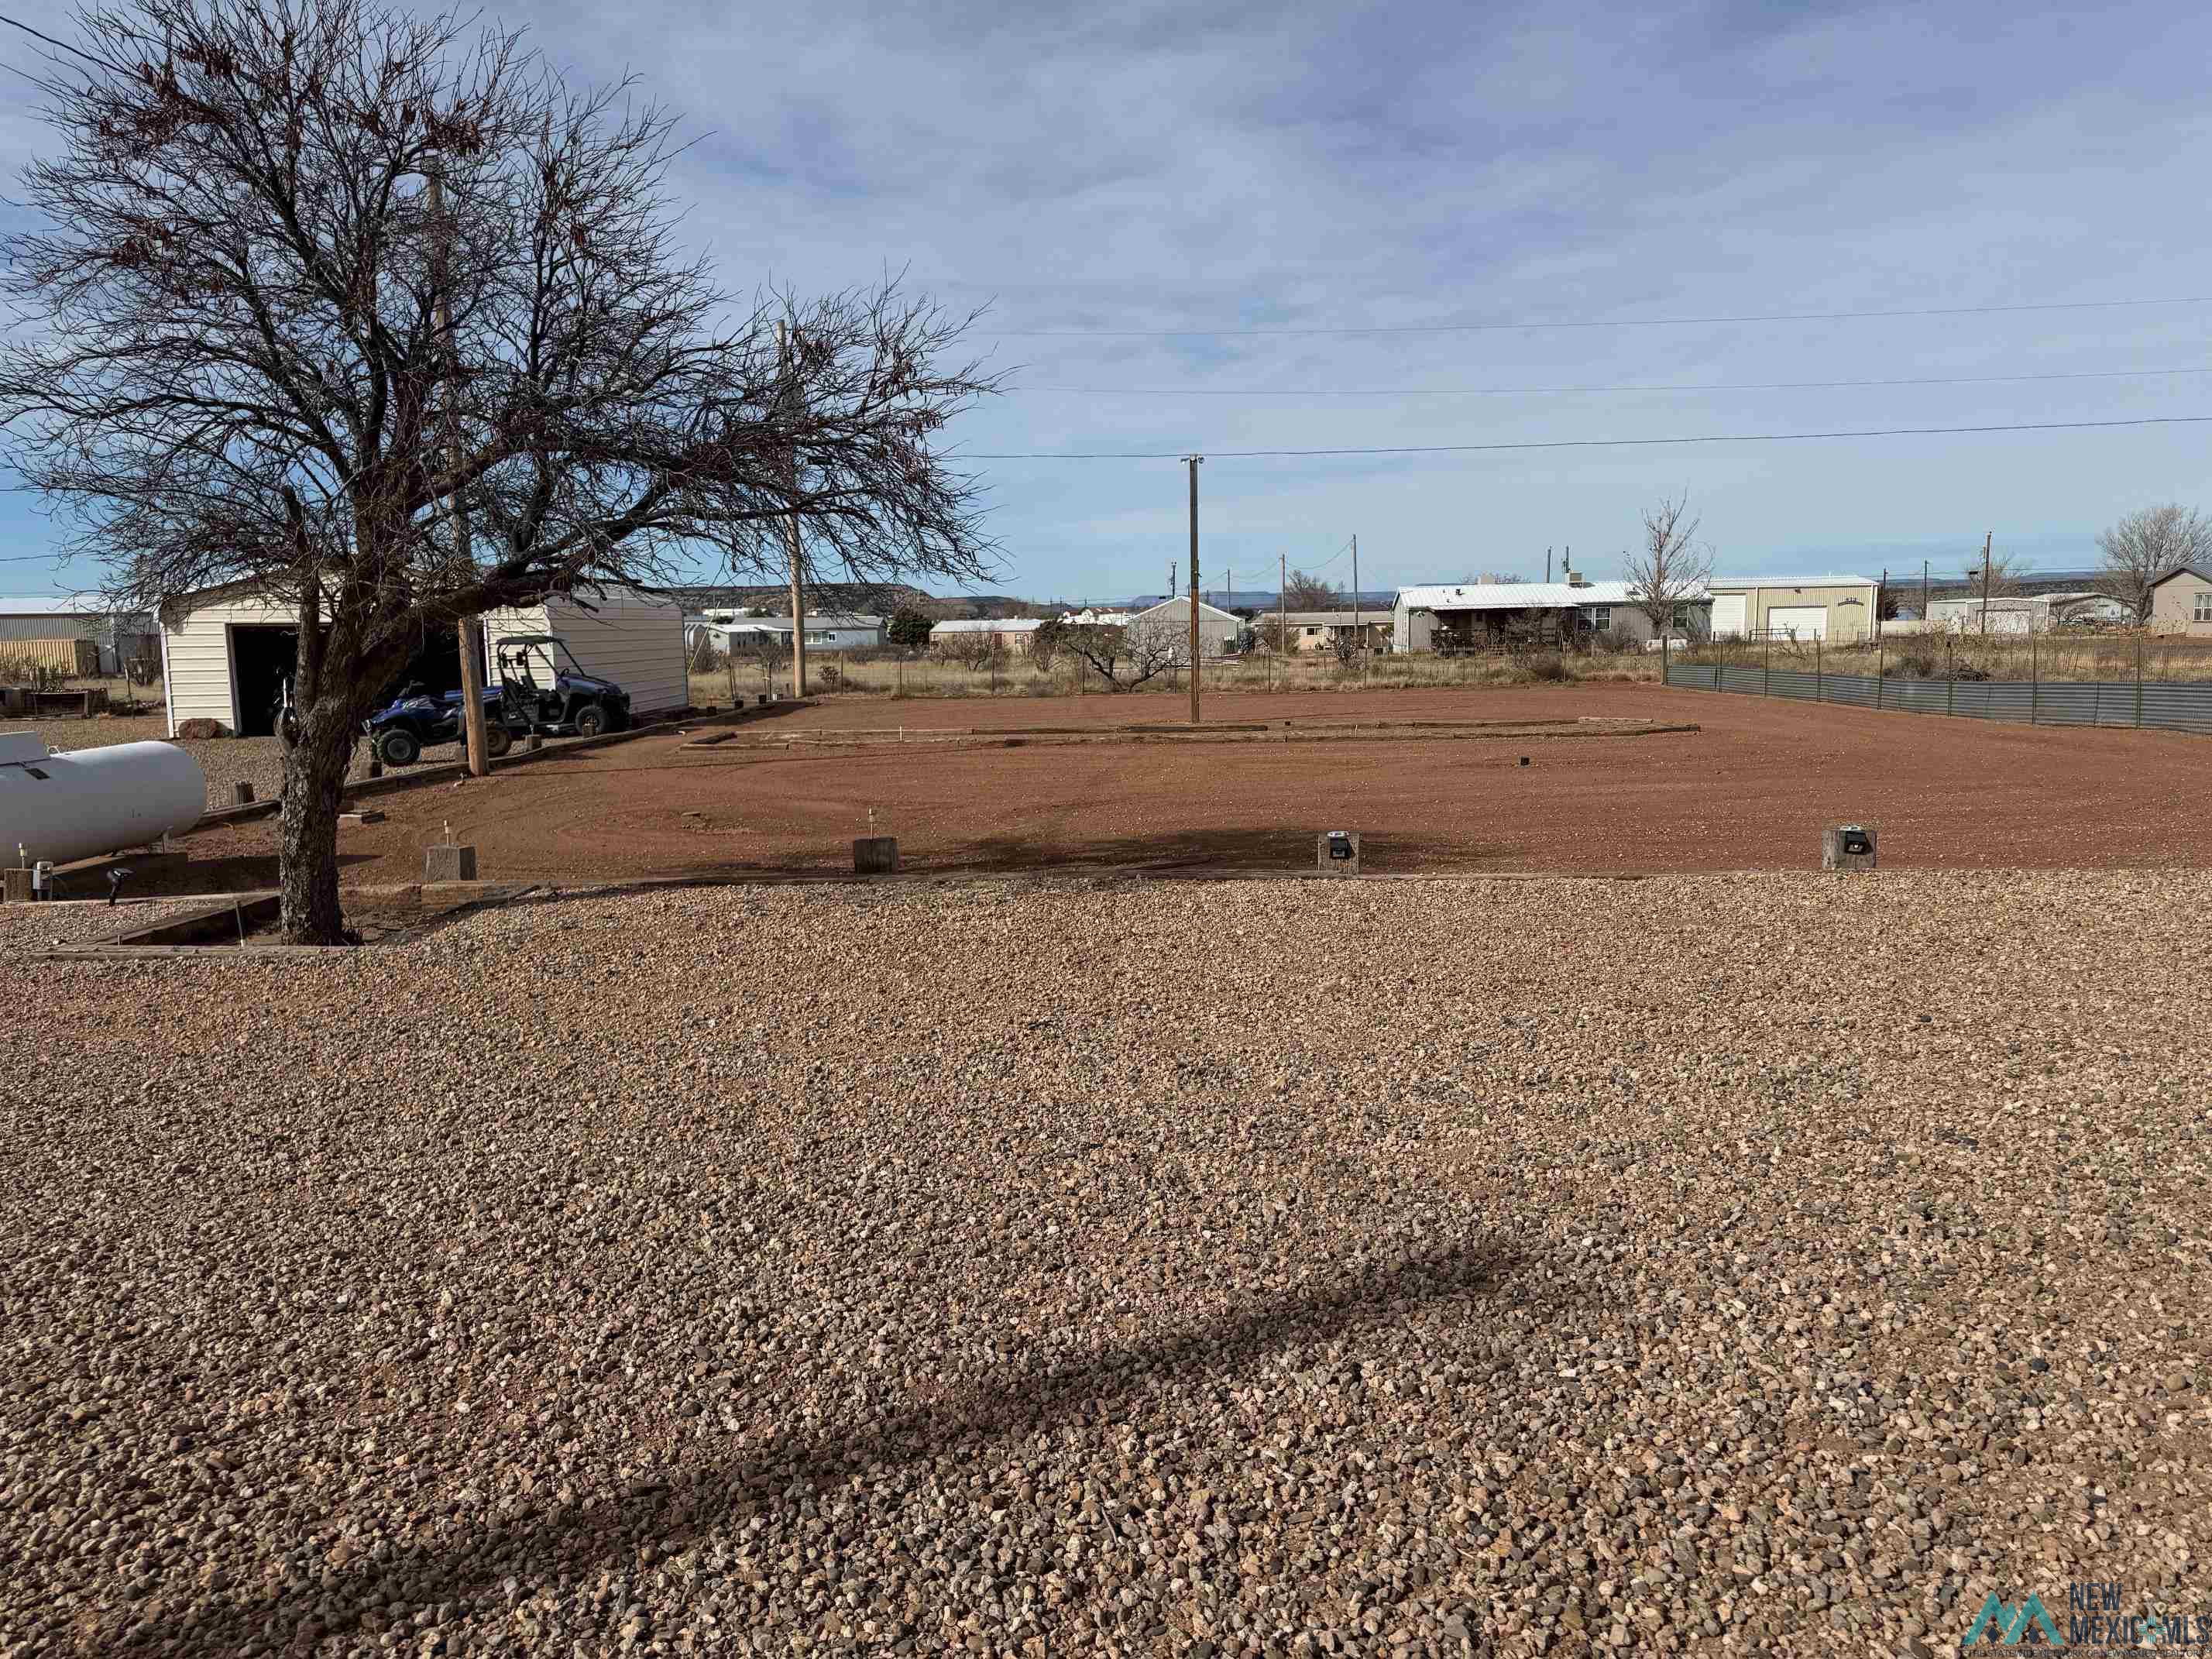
[
  {"xmin": 0, "ymin": 0, "xmax": 1001, "ymax": 940},
  {"xmin": 1624, "ymin": 489, "xmax": 1712, "ymax": 640}
]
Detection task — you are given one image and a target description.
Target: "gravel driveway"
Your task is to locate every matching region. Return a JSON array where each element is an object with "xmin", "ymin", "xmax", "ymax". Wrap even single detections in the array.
[
  {"xmin": 15, "ymin": 714, "xmax": 479, "ymax": 809},
  {"xmin": 2, "ymin": 872, "xmax": 2206, "ymax": 1657}
]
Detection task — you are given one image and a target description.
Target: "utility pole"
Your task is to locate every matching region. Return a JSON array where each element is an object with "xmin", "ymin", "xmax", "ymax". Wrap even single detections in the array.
[
  {"xmin": 1978, "ymin": 531, "xmax": 1993, "ymax": 636},
  {"xmin": 1279, "ymin": 551, "xmax": 1288, "ymax": 685},
  {"xmin": 778, "ymin": 320, "xmax": 807, "ymax": 698},
  {"xmin": 426, "ymin": 171, "xmax": 490, "ymax": 779},
  {"xmin": 1545, "ymin": 547, "xmax": 1552, "ymax": 585},
  {"xmin": 1184, "ymin": 455, "xmax": 1203, "ymax": 723},
  {"xmin": 1352, "ymin": 534, "xmax": 1363, "ymax": 679},
  {"xmin": 1922, "ymin": 558, "xmax": 1930, "ymax": 627}
]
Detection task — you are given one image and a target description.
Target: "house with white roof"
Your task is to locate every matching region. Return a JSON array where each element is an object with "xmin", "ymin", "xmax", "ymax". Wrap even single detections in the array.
[{"xmin": 1392, "ymin": 573, "xmax": 1698, "ymax": 652}]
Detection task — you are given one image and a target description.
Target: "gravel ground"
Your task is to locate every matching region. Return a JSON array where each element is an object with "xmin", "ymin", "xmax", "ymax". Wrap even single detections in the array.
[
  {"xmin": 2, "ymin": 871, "xmax": 2207, "ymax": 1659},
  {"xmin": 0, "ymin": 895, "xmax": 216, "ymax": 951},
  {"xmin": 12, "ymin": 715, "xmax": 479, "ymax": 809}
]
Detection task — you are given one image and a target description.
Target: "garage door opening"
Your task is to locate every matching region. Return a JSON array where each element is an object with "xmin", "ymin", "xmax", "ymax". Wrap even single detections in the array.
[
  {"xmin": 228, "ymin": 624, "xmax": 298, "ymax": 737},
  {"xmin": 1766, "ymin": 604, "xmax": 1827, "ymax": 641}
]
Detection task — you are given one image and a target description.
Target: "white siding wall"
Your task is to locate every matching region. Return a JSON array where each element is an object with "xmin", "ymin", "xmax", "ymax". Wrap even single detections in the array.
[
  {"xmin": 532, "ymin": 589, "xmax": 688, "ymax": 714},
  {"xmin": 161, "ymin": 594, "xmax": 295, "ymax": 737},
  {"xmin": 165, "ymin": 584, "xmax": 689, "ymax": 738}
]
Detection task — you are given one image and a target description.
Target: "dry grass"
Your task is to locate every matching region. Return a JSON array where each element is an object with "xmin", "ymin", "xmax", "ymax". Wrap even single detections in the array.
[{"xmin": 692, "ymin": 649, "xmax": 1661, "ymax": 707}]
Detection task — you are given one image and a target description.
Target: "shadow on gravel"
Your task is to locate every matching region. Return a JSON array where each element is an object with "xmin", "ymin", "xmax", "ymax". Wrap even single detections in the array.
[{"xmin": 136, "ymin": 1240, "xmax": 1527, "ymax": 1654}]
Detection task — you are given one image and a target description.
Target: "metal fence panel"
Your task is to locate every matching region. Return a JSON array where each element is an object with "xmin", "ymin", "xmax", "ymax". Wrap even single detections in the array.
[
  {"xmin": 2142, "ymin": 685, "xmax": 2212, "ymax": 732},
  {"xmin": 1666, "ymin": 660, "xmax": 2212, "ymax": 732}
]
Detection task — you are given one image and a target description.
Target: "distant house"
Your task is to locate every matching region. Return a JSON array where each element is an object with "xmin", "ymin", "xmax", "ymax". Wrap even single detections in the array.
[
  {"xmin": 1278, "ymin": 610, "xmax": 1393, "ymax": 654},
  {"xmin": 1923, "ymin": 592, "xmax": 2131, "ymax": 634},
  {"xmin": 2148, "ymin": 567, "xmax": 2212, "ymax": 637},
  {"xmin": 689, "ymin": 612, "xmax": 883, "ymax": 651},
  {"xmin": 927, "ymin": 617, "xmax": 1047, "ymax": 657},
  {"xmin": 1393, "ymin": 575, "xmax": 1692, "ymax": 652},
  {"xmin": 0, "ymin": 596, "xmax": 159, "ymax": 678},
  {"xmin": 1125, "ymin": 597, "xmax": 1243, "ymax": 662}
]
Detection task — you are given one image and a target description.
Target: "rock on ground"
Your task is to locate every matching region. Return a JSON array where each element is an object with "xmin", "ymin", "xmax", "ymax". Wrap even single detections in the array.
[{"xmin": 0, "ymin": 871, "xmax": 2205, "ymax": 1658}]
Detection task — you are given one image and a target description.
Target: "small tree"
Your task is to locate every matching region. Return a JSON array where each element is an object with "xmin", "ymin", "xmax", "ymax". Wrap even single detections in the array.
[
  {"xmin": 2096, "ymin": 504, "xmax": 2212, "ymax": 623},
  {"xmin": 1624, "ymin": 490, "xmax": 1713, "ymax": 652},
  {"xmin": 886, "ymin": 607, "xmax": 937, "ymax": 651},
  {"xmin": 0, "ymin": 0, "xmax": 997, "ymax": 942},
  {"xmin": 1059, "ymin": 622, "xmax": 1178, "ymax": 689}
]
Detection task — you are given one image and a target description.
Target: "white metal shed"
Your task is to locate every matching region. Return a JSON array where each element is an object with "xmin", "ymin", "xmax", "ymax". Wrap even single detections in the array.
[
  {"xmin": 162, "ymin": 583, "xmax": 689, "ymax": 737},
  {"xmin": 482, "ymin": 589, "xmax": 689, "ymax": 717}
]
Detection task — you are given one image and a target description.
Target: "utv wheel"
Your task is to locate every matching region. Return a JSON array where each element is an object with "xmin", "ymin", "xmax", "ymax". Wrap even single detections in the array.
[
  {"xmin": 572, "ymin": 703, "xmax": 609, "ymax": 738},
  {"xmin": 376, "ymin": 728, "xmax": 421, "ymax": 767},
  {"xmin": 484, "ymin": 723, "xmax": 514, "ymax": 758}
]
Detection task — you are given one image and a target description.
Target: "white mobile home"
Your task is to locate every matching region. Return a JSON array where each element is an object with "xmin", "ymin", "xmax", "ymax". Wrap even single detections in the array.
[{"xmin": 162, "ymin": 583, "xmax": 688, "ymax": 737}]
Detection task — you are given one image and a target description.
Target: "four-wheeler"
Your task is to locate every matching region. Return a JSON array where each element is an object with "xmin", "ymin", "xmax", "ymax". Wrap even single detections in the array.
[
  {"xmin": 365, "ymin": 684, "xmax": 516, "ymax": 768},
  {"xmin": 359, "ymin": 636, "xmax": 632, "ymax": 768},
  {"xmin": 491, "ymin": 635, "xmax": 631, "ymax": 739}
]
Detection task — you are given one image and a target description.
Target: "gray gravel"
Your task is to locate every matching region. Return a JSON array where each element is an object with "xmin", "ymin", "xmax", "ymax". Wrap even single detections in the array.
[
  {"xmin": 2, "ymin": 871, "xmax": 2207, "ymax": 1658},
  {"xmin": 15, "ymin": 715, "xmax": 472, "ymax": 809},
  {"xmin": 0, "ymin": 895, "xmax": 216, "ymax": 951}
]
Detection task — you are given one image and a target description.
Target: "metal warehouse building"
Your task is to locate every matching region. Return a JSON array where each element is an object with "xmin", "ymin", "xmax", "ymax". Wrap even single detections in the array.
[
  {"xmin": 0, "ymin": 596, "xmax": 160, "ymax": 677},
  {"xmin": 1705, "ymin": 575, "xmax": 1881, "ymax": 643},
  {"xmin": 160, "ymin": 583, "xmax": 689, "ymax": 737}
]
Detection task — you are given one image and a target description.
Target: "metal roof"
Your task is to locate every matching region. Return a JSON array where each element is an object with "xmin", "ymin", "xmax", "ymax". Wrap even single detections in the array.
[
  {"xmin": 1708, "ymin": 573, "xmax": 1879, "ymax": 589},
  {"xmin": 930, "ymin": 617, "xmax": 1045, "ymax": 633},
  {"xmin": 1279, "ymin": 610, "xmax": 1390, "ymax": 626},
  {"xmin": 1129, "ymin": 597, "xmax": 1244, "ymax": 623},
  {"xmin": 1396, "ymin": 580, "xmax": 1647, "ymax": 610},
  {"xmin": 0, "ymin": 595, "xmax": 153, "ymax": 619}
]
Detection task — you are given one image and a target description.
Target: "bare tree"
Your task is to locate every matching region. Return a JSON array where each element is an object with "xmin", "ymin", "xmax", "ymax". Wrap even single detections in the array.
[
  {"xmin": 1470, "ymin": 569, "xmax": 1527, "ymax": 585},
  {"xmin": 1624, "ymin": 491, "xmax": 1713, "ymax": 645},
  {"xmin": 1280, "ymin": 568, "xmax": 1341, "ymax": 610},
  {"xmin": 0, "ymin": 0, "xmax": 998, "ymax": 942},
  {"xmin": 1059, "ymin": 623, "xmax": 1176, "ymax": 689},
  {"xmin": 2097, "ymin": 504, "xmax": 2212, "ymax": 623}
]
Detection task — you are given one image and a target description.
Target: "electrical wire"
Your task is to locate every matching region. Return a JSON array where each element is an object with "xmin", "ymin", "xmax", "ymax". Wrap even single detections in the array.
[
  {"xmin": 961, "ymin": 412, "xmax": 2212, "ymax": 461},
  {"xmin": 1021, "ymin": 366, "xmax": 2212, "ymax": 398},
  {"xmin": 0, "ymin": 10, "xmax": 125, "ymax": 73},
  {"xmin": 987, "ymin": 296, "xmax": 2212, "ymax": 338}
]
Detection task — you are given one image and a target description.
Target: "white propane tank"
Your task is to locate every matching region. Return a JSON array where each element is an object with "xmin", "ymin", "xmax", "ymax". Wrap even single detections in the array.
[{"xmin": 0, "ymin": 733, "xmax": 208, "ymax": 867}]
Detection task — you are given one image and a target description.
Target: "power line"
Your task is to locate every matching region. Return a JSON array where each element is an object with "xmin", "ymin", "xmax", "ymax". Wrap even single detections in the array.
[
  {"xmin": 1021, "ymin": 366, "xmax": 2212, "ymax": 398},
  {"xmin": 0, "ymin": 10, "xmax": 125, "ymax": 73},
  {"xmin": 986, "ymin": 296, "xmax": 2212, "ymax": 338},
  {"xmin": 961, "ymin": 412, "xmax": 2212, "ymax": 461}
]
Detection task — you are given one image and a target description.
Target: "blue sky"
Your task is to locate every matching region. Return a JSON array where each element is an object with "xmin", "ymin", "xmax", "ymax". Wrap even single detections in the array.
[{"xmin": 6, "ymin": 0, "xmax": 2212, "ymax": 602}]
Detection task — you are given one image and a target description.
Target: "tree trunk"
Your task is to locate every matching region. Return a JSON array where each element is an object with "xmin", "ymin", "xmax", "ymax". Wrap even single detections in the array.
[{"xmin": 278, "ymin": 698, "xmax": 357, "ymax": 944}]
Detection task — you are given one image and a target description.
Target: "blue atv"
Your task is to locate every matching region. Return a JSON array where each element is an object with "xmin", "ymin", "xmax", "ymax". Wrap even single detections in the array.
[{"xmin": 364, "ymin": 683, "xmax": 515, "ymax": 768}]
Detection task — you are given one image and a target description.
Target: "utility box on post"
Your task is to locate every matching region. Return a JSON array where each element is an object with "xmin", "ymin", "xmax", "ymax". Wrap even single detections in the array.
[
  {"xmin": 1822, "ymin": 823, "xmax": 1877, "ymax": 873},
  {"xmin": 1317, "ymin": 830, "xmax": 1360, "ymax": 877}
]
